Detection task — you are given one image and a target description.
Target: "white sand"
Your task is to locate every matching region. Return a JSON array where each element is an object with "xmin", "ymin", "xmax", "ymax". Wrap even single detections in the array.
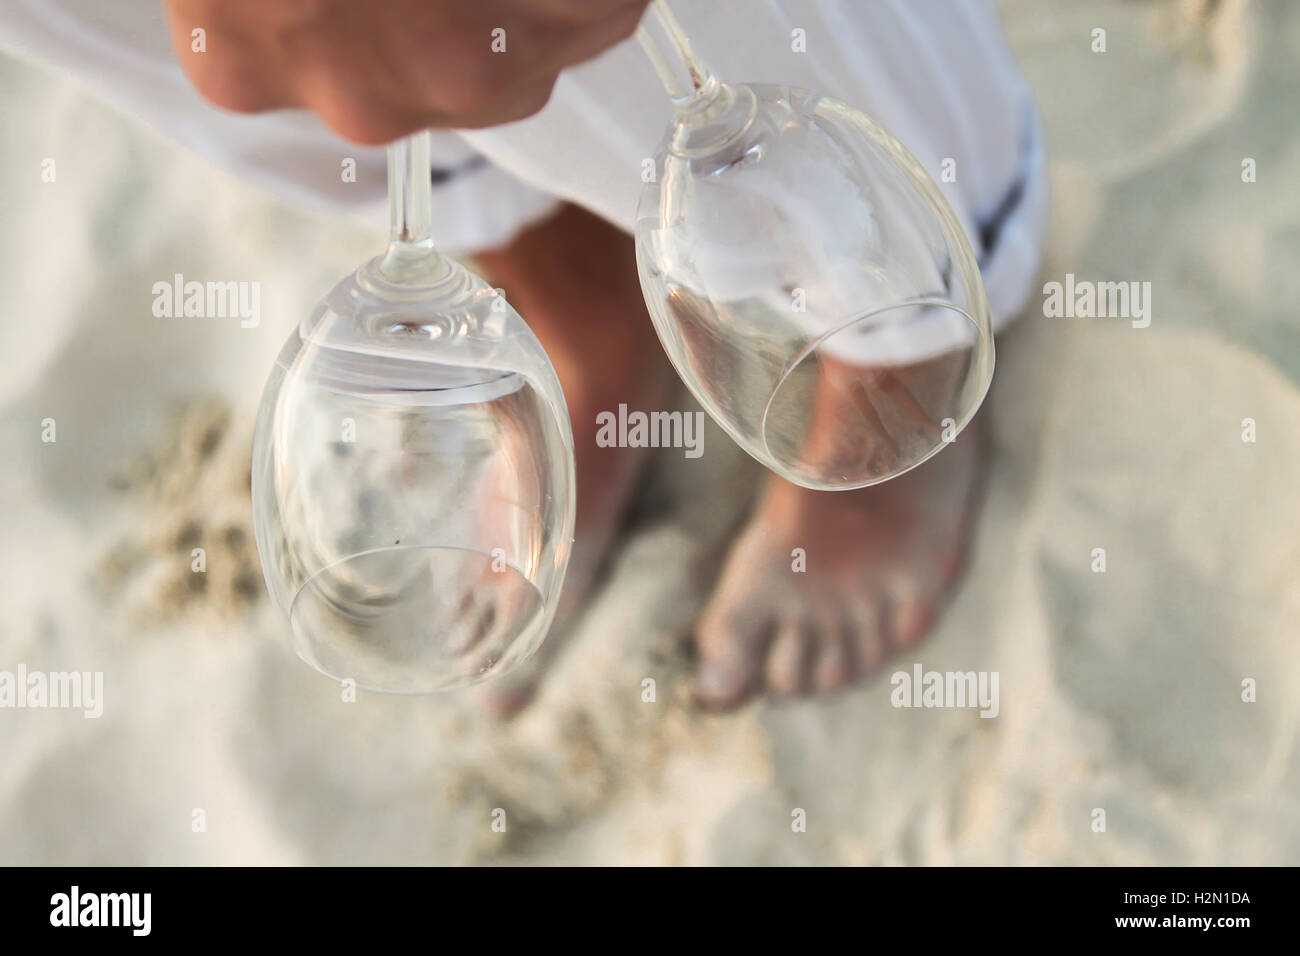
[{"xmin": 1, "ymin": 0, "xmax": 1297, "ymax": 864}]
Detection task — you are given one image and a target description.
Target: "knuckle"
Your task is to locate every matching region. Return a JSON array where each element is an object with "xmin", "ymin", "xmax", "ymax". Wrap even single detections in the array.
[
  {"xmin": 187, "ymin": 62, "xmax": 277, "ymax": 114},
  {"xmin": 314, "ymin": 100, "xmax": 407, "ymax": 145},
  {"xmin": 428, "ymin": 49, "xmax": 512, "ymax": 118}
]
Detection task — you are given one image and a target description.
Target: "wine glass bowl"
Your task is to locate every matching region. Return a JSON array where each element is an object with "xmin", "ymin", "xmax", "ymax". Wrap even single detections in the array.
[
  {"xmin": 634, "ymin": 76, "xmax": 993, "ymax": 490},
  {"xmin": 253, "ymin": 252, "xmax": 574, "ymax": 693},
  {"xmin": 252, "ymin": 134, "xmax": 575, "ymax": 693}
]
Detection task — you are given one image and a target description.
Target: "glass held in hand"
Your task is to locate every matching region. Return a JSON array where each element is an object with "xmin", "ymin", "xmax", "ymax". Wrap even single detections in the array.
[
  {"xmin": 634, "ymin": 0, "xmax": 994, "ymax": 490},
  {"xmin": 251, "ymin": 132, "xmax": 576, "ymax": 693}
]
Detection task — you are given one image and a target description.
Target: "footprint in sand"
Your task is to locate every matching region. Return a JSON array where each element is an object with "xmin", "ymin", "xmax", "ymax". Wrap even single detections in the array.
[
  {"xmin": 1003, "ymin": 0, "xmax": 1253, "ymax": 184},
  {"xmin": 1037, "ymin": 326, "xmax": 1300, "ymax": 803},
  {"xmin": 96, "ymin": 398, "xmax": 263, "ymax": 627}
]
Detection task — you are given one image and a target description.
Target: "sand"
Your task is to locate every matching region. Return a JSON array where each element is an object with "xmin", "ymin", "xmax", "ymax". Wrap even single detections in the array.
[{"xmin": 1, "ymin": 0, "xmax": 1297, "ymax": 864}]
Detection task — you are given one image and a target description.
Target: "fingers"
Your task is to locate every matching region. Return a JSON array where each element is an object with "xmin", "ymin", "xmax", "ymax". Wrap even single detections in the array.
[
  {"xmin": 163, "ymin": 0, "xmax": 305, "ymax": 112},
  {"xmin": 529, "ymin": 2, "xmax": 649, "ymax": 89},
  {"xmin": 162, "ymin": 0, "xmax": 652, "ymax": 143}
]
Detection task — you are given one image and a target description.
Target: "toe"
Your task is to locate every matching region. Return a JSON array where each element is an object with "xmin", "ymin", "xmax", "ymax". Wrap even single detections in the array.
[
  {"xmin": 446, "ymin": 597, "xmax": 489, "ymax": 655},
  {"xmin": 849, "ymin": 597, "xmax": 886, "ymax": 675},
  {"xmin": 813, "ymin": 614, "xmax": 854, "ymax": 693},
  {"xmin": 889, "ymin": 587, "xmax": 937, "ymax": 650},
  {"xmin": 462, "ymin": 599, "xmax": 498, "ymax": 652},
  {"xmin": 765, "ymin": 618, "xmax": 812, "ymax": 697},
  {"xmin": 695, "ymin": 606, "xmax": 774, "ymax": 709}
]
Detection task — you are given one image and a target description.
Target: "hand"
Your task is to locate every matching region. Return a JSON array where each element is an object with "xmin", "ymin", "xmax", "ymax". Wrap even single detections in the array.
[{"xmin": 164, "ymin": 0, "xmax": 650, "ymax": 143}]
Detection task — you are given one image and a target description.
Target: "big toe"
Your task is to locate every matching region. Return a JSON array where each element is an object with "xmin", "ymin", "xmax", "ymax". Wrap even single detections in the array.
[{"xmin": 695, "ymin": 605, "xmax": 774, "ymax": 709}]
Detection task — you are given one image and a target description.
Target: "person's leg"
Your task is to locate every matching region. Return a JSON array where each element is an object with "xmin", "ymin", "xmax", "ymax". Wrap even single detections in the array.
[{"xmin": 474, "ymin": 202, "xmax": 673, "ymax": 715}]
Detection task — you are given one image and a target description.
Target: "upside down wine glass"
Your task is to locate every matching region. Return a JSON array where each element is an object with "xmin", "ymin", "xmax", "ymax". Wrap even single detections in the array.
[
  {"xmin": 634, "ymin": 0, "xmax": 995, "ymax": 490},
  {"xmin": 251, "ymin": 132, "xmax": 576, "ymax": 693}
]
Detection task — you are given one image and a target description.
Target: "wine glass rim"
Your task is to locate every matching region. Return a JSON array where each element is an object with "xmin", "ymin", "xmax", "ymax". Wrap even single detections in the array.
[
  {"xmin": 758, "ymin": 297, "xmax": 991, "ymax": 489},
  {"xmin": 287, "ymin": 543, "xmax": 547, "ymax": 695}
]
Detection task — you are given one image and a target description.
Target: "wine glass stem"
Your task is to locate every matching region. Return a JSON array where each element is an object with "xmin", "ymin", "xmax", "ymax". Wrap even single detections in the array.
[
  {"xmin": 636, "ymin": 0, "xmax": 717, "ymax": 106},
  {"xmin": 388, "ymin": 131, "xmax": 434, "ymax": 250},
  {"xmin": 379, "ymin": 131, "xmax": 448, "ymax": 281}
]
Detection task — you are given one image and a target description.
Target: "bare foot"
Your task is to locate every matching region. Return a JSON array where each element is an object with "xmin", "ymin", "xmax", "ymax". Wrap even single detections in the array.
[
  {"xmin": 474, "ymin": 204, "xmax": 673, "ymax": 715},
  {"xmin": 694, "ymin": 414, "xmax": 988, "ymax": 708}
]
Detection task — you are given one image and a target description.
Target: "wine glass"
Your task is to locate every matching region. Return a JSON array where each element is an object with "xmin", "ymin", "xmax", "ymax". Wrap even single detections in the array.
[
  {"xmin": 634, "ymin": 0, "xmax": 994, "ymax": 490},
  {"xmin": 251, "ymin": 132, "xmax": 576, "ymax": 693}
]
